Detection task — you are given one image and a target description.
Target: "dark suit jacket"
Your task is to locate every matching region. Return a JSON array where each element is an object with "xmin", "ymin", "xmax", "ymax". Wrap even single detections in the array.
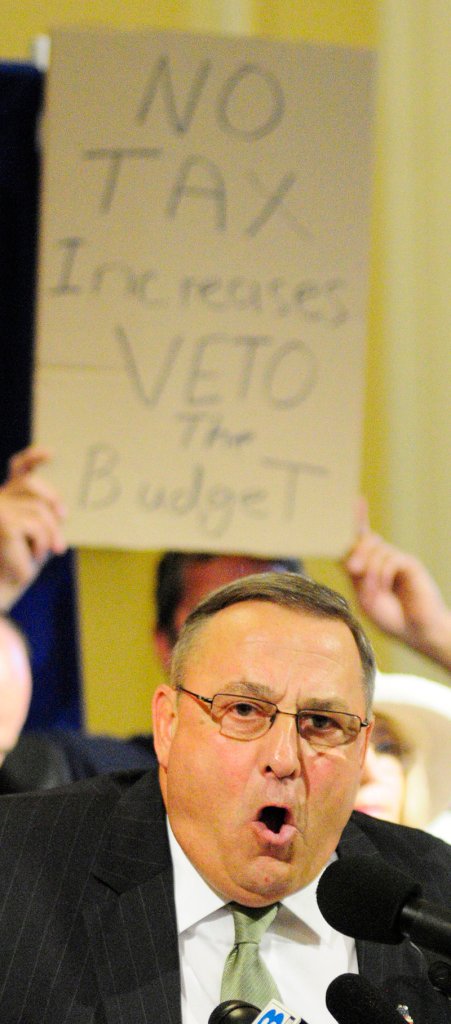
[{"xmin": 0, "ymin": 768, "xmax": 449, "ymax": 1024}]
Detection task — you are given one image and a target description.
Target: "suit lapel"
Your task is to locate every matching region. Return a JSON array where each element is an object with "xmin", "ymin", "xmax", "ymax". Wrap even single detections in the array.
[{"xmin": 84, "ymin": 770, "xmax": 182, "ymax": 1024}]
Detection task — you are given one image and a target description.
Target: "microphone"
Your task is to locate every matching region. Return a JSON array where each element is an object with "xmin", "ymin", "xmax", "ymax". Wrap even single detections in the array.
[
  {"xmin": 326, "ymin": 973, "xmax": 408, "ymax": 1024},
  {"xmin": 209, "ymin": 1000, "xmax": 259, "ymax": 1024},
  {"xmin": 316, "ymin": 856, "xmax": 451, "ymax": 959},
  {"xmin": 209, "ymin": 999, "xmax": 304, "ymax": 1024}
]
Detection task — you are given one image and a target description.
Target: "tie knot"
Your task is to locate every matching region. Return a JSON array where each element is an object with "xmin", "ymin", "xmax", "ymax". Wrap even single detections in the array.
[
  {"xmin": 221, "ymin": 902, "xmax": 281, "ymax": 1007},
  {"xmin": 230, "ymin": 902, "xmax": 279, "ymax": 945}
]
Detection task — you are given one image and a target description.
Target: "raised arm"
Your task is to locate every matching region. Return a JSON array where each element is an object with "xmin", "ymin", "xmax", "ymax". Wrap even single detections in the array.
[
  {"xmin": 0, "ymin": 446, "xmax": 67, "ymax": 610},
  {"xmin": 344, "ymin": 500, "xmax": 451, "ymax": 672}
]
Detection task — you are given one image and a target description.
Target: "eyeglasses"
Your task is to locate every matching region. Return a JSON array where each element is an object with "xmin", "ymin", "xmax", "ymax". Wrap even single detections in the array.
[{"xmin": 176, "ymin": 686, "xmax": 370, "ymax": 749}]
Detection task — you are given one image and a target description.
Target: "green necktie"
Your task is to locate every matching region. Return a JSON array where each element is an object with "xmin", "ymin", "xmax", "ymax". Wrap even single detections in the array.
[{"xmin": 220, "ymin": 902, "xmax": 281, "ymax": 1009}]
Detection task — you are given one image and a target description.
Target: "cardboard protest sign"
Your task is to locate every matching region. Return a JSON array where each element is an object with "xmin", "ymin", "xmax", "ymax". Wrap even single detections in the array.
[{"xmin": 34, "ymin": 28, "xmax": 375, "ymax": 555}]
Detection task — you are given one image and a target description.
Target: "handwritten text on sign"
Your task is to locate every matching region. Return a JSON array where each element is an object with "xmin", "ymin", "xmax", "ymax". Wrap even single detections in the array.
[{"xmin": 34, "ymin": 29, "xmax": 375, "ymax": 555}]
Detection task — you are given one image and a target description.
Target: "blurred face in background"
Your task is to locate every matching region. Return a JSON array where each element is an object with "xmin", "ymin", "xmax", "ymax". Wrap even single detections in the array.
[
  {"xmin": 355, "ymin": 713, "xmax": 409, "ymax": 824},
  {"xmin": 154, "ymin": 556, "xmax": 281, "ymax": 672}
]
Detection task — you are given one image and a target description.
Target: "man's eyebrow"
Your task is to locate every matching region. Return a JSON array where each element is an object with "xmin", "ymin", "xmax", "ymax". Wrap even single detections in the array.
[
  {"xmin": 297, "ymin": 696, "xmax": 351, "ymax": 713},
  {"xmin": 217, "ymin": 683, "xmax": 352, "ymax": 712},
  {"xmin": 219, "ymin": 680, "xmax": 275, "ymax": 699}
]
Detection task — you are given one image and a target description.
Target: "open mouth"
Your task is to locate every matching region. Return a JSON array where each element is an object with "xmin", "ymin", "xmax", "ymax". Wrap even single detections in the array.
[{"xmin": 258, "ymin": 806, "xmax": 288, "ymax": 834}]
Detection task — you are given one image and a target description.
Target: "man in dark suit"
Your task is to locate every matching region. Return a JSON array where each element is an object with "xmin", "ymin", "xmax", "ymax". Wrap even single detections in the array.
[{"xmin": 0, "ymin": 572, "xmax": 450, "ymax": 1024}]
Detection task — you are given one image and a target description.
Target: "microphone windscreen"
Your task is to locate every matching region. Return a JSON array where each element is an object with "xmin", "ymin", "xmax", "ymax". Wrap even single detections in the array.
[
  {"xmin": 326, "ymin": 973, "xmax": 403, "ymax": 1024},
  {"xmin": 209, "ymin": 1000, "xmax": 260, "ymax": 1024},
  {"xmin": 316, "ymin": 856, "xmax": 422, "ymax": 943}
]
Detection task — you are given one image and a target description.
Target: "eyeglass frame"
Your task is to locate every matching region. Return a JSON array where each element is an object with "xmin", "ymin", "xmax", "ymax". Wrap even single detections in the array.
[{"xmin": 176, "ymin": 684, "xmax": 370, "ymax": 748}]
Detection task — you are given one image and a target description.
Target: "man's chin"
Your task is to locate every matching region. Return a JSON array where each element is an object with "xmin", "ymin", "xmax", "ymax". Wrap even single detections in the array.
[{"xmin": 232, "ymin": 858, "xmax": 304, "ymax": 905}]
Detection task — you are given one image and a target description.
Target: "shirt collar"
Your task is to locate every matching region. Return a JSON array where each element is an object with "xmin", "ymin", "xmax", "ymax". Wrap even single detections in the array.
[
  {"xmin": 168, "ymin": 819, "xmax": 226, "ymax": 932},
  {"xmin": 168, "ymin": 820, "xmax": 336, "ymax": 942}
]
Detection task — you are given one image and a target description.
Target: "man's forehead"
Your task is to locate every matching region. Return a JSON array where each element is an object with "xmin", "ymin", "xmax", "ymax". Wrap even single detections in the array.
[
  {"xmin": 186, "ymin": 600, "xmax": 360, "ymax": 669},
  {"xmin": 179, "ymin": 604, "xmax": 365, "ymax": 719}
]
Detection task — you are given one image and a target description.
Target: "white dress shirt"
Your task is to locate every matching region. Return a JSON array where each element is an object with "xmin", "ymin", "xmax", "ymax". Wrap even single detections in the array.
[{"xmin": 168, "ymin": 823, "xmax": 358, "ymax": 1024}]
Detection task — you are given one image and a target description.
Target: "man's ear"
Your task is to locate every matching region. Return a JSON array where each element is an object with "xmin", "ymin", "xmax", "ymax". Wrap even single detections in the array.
[
  {"xmin": 152, "ymin": 684, "xmax": 178, "ymax": 769},
  {"xmin": 359, "ymin": 717, "xmax": 374, "ymax": 768}
]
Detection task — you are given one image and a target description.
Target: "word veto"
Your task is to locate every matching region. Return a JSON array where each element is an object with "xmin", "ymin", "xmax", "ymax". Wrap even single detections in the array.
[{"xmin": 116, "ymin": 326, "xmax": 317, "ymax": 410}]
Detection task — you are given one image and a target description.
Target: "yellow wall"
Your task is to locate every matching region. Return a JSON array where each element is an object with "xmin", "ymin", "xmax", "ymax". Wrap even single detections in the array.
[
  {"xmin": 3, "ymin": 1, "xmax": 377, "ymax": 58},
  {"xmin": 4, "ymin": 0, "xmax": 395, "ymax": 736},
  {"xmin": 2, "ymin": 1, "xmax": 190, "ymax": 57}
]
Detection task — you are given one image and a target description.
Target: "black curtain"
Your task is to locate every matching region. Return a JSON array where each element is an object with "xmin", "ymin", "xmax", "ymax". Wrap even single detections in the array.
[{"xmin": 0, "ymin": 62, "xmax": 82, "ymax": 729}]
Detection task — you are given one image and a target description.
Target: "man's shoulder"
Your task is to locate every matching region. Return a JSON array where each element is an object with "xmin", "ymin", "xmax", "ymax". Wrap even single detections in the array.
[
  {"xmin": 0, "ymin": 766, "xmax": 163, "ymax": 895},
  {"xmin": 0, "ymin": 766, "xmax": 159, "ymax": 846},
  {"xmin": 0, "ymin": 766, "xmax": 168, "ymax": 904},
  {"xmin": 0, "ymin": 764, "xmax": 143, "ymax": 807}
]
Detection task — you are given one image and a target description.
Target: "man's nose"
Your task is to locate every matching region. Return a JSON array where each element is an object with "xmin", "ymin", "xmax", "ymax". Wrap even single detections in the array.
[{"xmin": 262, "ymin": 712, "xmax": 303, "ymax": 779}]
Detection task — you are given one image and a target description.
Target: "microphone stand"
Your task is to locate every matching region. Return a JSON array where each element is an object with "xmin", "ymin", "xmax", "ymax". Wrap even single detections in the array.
[{"xmin": 414, "ymin": 946, "xmax": 451, "ymax": 999}]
